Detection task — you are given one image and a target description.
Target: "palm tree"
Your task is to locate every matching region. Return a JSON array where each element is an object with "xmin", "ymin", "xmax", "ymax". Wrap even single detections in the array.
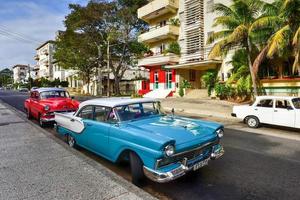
[
  {"xmin": 251, "ymin": 0, "xmax": 300, "ymax": 77},
  {"xmin": 207, "ymin": 0, "xmax": 266, "ymax": 96}
]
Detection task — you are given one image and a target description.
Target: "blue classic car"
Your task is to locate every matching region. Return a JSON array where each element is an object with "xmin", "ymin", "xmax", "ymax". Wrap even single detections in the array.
[{"xmin": 54, "ymin": 98, "xmax": 224, "ymax": 185}]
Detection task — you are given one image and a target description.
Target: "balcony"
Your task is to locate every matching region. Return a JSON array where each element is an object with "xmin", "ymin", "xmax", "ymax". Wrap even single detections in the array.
[
  {"xmin": 34, "ymin": 55, "xmax": 39, "ymax": 60},
  {"xmin": 138, "ymin": 53, "xmax": 179, "ymax": 66},
  {"xmin": 138, "ymin": 0, "xmax": 179, "ymax": 22},
  {"xmin": 139, "ymin": 25, "xmax": 179, "ymax": 43}
]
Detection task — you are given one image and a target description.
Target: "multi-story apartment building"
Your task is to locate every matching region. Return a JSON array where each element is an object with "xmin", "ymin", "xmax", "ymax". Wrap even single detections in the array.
[
  {"xmin": 35, "ymin": 40, "xmax": 55, "ymax": 80},
  {"xmin": 12, "ymin": 64, "xmax": 29, "ymax": 84},
  {"xmin": 138, "ymin": 0, "xmax": 299, "ymax": 97}
]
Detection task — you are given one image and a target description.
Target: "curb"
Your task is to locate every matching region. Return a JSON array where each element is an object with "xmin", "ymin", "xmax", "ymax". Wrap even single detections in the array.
[{"xmin": 0, "ymin": 100, "xmax": 157, "ymax": 200}]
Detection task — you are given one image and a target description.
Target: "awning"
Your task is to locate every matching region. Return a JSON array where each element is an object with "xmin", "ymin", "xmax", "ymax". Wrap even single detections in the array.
[{"xmin": 164, "ymin": 59, "xmax": 222, "ymax": 70}]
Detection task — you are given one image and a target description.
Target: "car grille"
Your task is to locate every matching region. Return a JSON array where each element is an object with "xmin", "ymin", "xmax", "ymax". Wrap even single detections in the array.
[
  {"xmin": 156, "ymin": 139, "xmax": 219, "ymax": 169},
  {"xmin": 54, "ymin": 109, "xmax": 77, "ymax": 113}
]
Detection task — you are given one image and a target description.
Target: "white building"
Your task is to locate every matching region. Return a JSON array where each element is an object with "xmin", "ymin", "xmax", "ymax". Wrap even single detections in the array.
[
  {"xmin": 12, "ymin": 64, "xmax": 28, "ymax": 84},
  {"xmin": 137, "ymin": 0, "xmax": 277, "ymax": 97},
  {"xmin": 35, "ymin": 40, "xmax": 55, "ymax": 80}
]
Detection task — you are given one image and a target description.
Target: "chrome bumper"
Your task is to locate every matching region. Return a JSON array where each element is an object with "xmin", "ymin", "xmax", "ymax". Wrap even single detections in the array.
[
  {"xmin": 143, "ymin": 145, "xmax": 224, "ymax": 183},
  {"xmin": 41, "ymin": 117, "xmax": 55, "ymax": 122}
]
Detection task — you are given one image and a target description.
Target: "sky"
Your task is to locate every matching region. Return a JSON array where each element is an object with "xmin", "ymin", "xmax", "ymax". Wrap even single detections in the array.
[{"xmin": 0, "ymin": 0, "xmax": 88, "ymax": 70}]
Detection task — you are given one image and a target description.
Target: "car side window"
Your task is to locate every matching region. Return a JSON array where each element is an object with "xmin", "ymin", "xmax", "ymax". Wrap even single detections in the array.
[
  {"xmin": 94, "ymin": 106, "xmax": 110, "ymax": 122},
  {"xmin": 275, "ymin": 99, "xmax": 292, "ymax": 109},
  {"xmin": 256, "ymin": 99, "xmax": 273, "ymax": 108},
  {"xmin": 77, "ymin": 106, "xmax": 94, "ymax": 120}
]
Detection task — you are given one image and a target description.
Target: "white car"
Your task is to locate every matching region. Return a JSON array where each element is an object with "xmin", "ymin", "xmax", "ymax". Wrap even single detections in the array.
[{"xmin": 232, "ymin": 96, "xmax": 300, "ymax": 128}]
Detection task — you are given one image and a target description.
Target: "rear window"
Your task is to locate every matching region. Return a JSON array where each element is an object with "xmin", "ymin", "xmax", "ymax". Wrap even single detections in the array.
[{"xmin": 256, "ymin": 99, "xmax": 273, "ymax": 108}]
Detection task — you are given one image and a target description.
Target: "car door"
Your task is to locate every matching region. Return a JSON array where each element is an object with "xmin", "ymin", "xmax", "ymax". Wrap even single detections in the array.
[
  {"xmin": 272, "ymin": 99, "xmax": 295, "ymax": 127},
  {"xmin": 30, "ymin": 92, "xmax": 40, "ymax": 118},
  {"xmin": 72, "ymin": 105, "xmax": 94, "ymax": 147},
  {"xmin": 254, "ymin": 98, "xmax": 274, "ymax": 124},
  {"xmin": 87, "ymin": 106, "xmax": 111, "ymax": 156}
]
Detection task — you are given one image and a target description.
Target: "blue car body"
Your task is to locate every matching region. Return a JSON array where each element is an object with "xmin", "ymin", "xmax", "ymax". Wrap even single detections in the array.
[{"xmin": 55, "ymin": 98, "xmax": 224, "ymax": 183}]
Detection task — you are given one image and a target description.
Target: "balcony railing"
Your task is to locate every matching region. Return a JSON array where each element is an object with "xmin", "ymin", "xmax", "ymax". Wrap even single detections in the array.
[
  {"xmin": 34, "ymin": 55, "xmax": 39, "ymax": 60},
  {"xmin": 138, "ymin": 24, "xmax": 179, "ymax": 43},
  {"xmin": 138, "ymin": 52, "xmax": 179, "ymax": 66},
  {"xmin": 138, "ymin": 0, "xmax": 179, "ymax": 22}
]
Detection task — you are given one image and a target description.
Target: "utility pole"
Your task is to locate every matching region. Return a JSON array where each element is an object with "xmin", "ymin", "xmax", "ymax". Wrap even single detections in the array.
[
  {"xmin": 28, "ymin": 64, "xmax": 31, "ymax": 89},
  {"xmin": 107, "ymin": 40, "xmax": 110, "ymax": 97}
]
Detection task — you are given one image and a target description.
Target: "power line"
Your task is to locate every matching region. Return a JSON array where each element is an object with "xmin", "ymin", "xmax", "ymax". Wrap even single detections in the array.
[{"xmin": 0, "ymin": 25, "xmax": 41, "ymax": 44}]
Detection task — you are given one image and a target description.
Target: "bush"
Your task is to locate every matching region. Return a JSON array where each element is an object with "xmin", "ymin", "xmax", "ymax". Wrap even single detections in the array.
[
  {"xmin": 179, "ymin": 85, "xmax": 184, "ymax": 97},
  {"xmin": 181, "ymin": 80, "xmax": 192, "ymax": 89},
  {"xmin": 202, "ymin": 69, "xmax": 218, "ymax": 96},
  {"xmin": 165, "ymin": 42, "xmax": 181, "ymax": 55},
  {"xmin": 214, "ymin": 83, "xmax": 234, "ymax": 100}
]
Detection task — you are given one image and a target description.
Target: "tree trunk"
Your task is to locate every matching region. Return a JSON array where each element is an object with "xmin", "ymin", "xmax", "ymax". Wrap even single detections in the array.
[
  {"xmin": 86, "ymin": 76, "xmax": 90, "ymax": 95},
  {"xmin": 247, "ymin": 37, "xmax": 258, "ymax": 97},
  {"xmin": 114, "ymin": 76, "xmax": 121, "ymax": 96}
]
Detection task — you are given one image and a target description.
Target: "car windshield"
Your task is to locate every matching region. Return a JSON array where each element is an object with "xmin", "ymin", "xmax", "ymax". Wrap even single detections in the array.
[
  {"xmin": 40, "ymin": 91, "xmax": 70, "ymax": 99},
  {"xmin": 292, "ymin": 98, "xmax": 300, "ymax": 109},
  {"xmin": 114, "ymin": 101, "xmax": 164, "ymax": 121}
]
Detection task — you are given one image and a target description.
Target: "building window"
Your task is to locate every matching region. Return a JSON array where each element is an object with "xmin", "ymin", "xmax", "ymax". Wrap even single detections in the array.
[
  {"xmin": 165, "ymin": 70, "xmax": 172, "ymax": 89},
  {"xmin": 154, "ymin": 71, "xmax": 159, "ymax": 89},
  {"xmin": 159, "ymin": 20, "xmax": 167, "ymax": 27},
  {"xmin": 189, "ymin": 70, "xmax": 196, "ymax": 81},
  {"xmin": 207, "ymin": 0, "xmax": 214, "ymax": 13},
  {"xmin": 160, "ymin": 44, "xmax": 166, "ymax": 54}
]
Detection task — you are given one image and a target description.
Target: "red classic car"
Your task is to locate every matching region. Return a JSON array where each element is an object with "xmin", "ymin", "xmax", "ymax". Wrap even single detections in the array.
[{"xmin": 24, "ymin": 87, "xmax": 79, "ymax": 127}]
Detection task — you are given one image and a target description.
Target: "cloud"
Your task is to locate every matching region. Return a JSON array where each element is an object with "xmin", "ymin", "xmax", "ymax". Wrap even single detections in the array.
[{"xmin": 0, "ymin": 0, "xmax": 87, "ymax": 70}]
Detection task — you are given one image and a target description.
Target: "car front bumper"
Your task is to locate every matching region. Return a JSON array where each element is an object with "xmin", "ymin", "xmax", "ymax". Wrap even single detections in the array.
[{"xmin": 143, "ymin": 145, "xmax": 224, "ymax": 183}]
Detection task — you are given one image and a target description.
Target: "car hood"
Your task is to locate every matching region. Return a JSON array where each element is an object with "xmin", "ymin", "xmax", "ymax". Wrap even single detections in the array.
[
  {"xmin": 126, "ymin": 115, "xmax": 223, "ymax": 151},
  {"xmin": 39, "ymin": 98, "xmax": 79, "ymax": 111}
]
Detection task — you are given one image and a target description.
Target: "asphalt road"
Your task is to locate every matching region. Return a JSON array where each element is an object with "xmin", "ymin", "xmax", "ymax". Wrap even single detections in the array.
[{"xmin": 1, "ymin": 90, "xmax": 300, "ymax": 200}]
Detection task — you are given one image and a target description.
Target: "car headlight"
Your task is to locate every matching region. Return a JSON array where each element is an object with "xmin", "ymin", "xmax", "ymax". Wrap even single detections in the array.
[
  {"xmin": 216, "ymin": 128, "xmax": 224, "ymax": 138},
  {"xmin": 44, "ymin": 105, "xmax": 50, "ymax": 111},
  {"xmin": 164, "ymin": 144, "xmax": 175, "ymax": 157}
]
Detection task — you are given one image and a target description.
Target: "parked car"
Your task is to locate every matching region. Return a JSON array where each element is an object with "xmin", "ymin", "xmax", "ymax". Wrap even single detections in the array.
[
  {"xmin": 19, "ymin": 87, "xmax": 29, "ymax": 92},
  {"xmin": 24, "ymin": 87, "xmax": 79, "ymax": 127},
  {"xmin": 232, "ymin": 96, "xmax": 300, "ymax": 128},
  {"xmin": 54, "ymin": 97, "xmax": 224, "ymax": 185}
]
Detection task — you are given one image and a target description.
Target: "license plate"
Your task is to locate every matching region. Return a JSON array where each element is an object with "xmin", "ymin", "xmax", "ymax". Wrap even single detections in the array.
[{"xmin": 193, "ymin": 158, "xmax": 209, "ymax": 171}]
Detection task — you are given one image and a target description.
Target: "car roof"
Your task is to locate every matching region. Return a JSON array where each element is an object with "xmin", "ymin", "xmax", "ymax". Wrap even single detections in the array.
[
  {"xmin": 255, "ymin": 95, "xmax": 298, "ymax": 100},
  {"xmin": 79, "ymin": 97, "xmax": 158, "ymax": 108},
  {"xmin": 32, "ymin": 87, "xmax": 66, "ymax": 93}
]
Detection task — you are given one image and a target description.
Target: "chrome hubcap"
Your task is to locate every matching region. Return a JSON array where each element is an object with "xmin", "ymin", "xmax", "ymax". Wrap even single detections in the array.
[{"xmin": 248, "ymin": 118, "xmax": 256, "ymax": 127}]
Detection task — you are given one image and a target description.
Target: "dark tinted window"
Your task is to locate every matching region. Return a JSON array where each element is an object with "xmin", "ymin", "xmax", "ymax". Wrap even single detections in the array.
[
  {"xmin": 275, "ymin": 99, "xmax": 292, "ymax": 109},
  {"xmin": 256, "ymin": 99, "xmax": 273, "ymax": 108},
  {"xmin": 292, "ymin": 98, "xmax": 300, "ymax": 109}
]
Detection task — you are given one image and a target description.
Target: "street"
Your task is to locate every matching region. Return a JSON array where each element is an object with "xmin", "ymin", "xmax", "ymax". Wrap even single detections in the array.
[{"xmin": 1, "ymin": 90, "xmax": 300, "ymax": 200}]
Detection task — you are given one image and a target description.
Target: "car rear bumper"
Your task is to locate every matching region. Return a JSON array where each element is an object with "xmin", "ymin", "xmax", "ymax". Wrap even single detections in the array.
[{"xmin": 143, "ymin": 145, "xmax": 224, "ymax": 183}]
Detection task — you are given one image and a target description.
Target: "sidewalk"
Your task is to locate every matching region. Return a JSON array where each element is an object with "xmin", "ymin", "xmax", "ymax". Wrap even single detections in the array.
[
  {"xmin": 161, "ymin": 97, "xmax": 237, "ymax": 119},
  {"xmin": 0, "ymin": 101, "xmax": 156, "ymax": 200}
]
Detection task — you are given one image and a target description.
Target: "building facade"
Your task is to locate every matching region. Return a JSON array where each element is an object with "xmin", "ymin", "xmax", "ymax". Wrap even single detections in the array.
[
  {"xmin": 12, "ymin": 64, "xmax": 29, "ymax": 84},
  {"xmin": 138, "ymin": 0, "xmax": 299, "ymax": 97},
  {"xmin": 35, "ymin": 41, "xmax": 55, "ymax": 80}
]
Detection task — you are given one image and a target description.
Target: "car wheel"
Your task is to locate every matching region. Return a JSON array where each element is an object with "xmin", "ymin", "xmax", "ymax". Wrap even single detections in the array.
[
  {"xmin": 67, "ymin": 134, "xmax": 76, "ymax": 148},
  {"xmin": 246, "ymin": 116, "xmax": 260, "ymax": 128},
  {"xmin": 38, "ymin": 114, "xmax": 45, "ymax": 127},
  {"xmin": 26, "ymin": 108, "xmax": 32, "ymax": 119},
  {"xmin": 129, "ymin": 152, "xmax": 145, "ymax": 186}
]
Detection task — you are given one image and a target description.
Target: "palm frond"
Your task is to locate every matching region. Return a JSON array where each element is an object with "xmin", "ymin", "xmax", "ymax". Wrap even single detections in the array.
[
  {"xmin": 208, "ymin": 39, "xmax": 228, "ymax": 59},
  {"xmin": 250, "ymin": 16, "xmax": 281, "ymax": 32},
  {"xmin": 292, "ymin": 26, "xmax": 300, "ymax": 47},
  {"xmin": 227, "ymin": 24, "xmax": 248, "ymax": 43},
  {"xmin": 267, "ymin": 25, "xmax": 291, "ymax": 58},
  {"xmin": 213, "ymin": 16, "xmax": 239, "ymax": 29},
  {"xmin": 214, "ymin": 3, "xmax": 235, "ymax": 17},
  {"xmin": 206, "ymin": 30, "xmax": 232, "ymax": 44}
]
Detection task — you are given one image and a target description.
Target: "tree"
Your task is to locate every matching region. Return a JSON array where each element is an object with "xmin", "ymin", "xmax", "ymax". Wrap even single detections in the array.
[
  {"xmin": 207, "ymin": 0, "xmax": 266, "ymax": 96},
  {"xmin": 251, "ymin": 0, "xmax": 300, "ymax": 76},
  {"xmin": 54, "ymin": 0, "xmax": 148, "ymax": 96}
]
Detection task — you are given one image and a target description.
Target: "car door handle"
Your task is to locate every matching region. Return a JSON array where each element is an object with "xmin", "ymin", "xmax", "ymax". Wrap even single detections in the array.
[
  {"xmin": 274, "ymin": 110, "xmax": 278, "ymax": 112},
  {"xmin": 70, "ymin": 119, "xmax": 75, "ymax": 122}
]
